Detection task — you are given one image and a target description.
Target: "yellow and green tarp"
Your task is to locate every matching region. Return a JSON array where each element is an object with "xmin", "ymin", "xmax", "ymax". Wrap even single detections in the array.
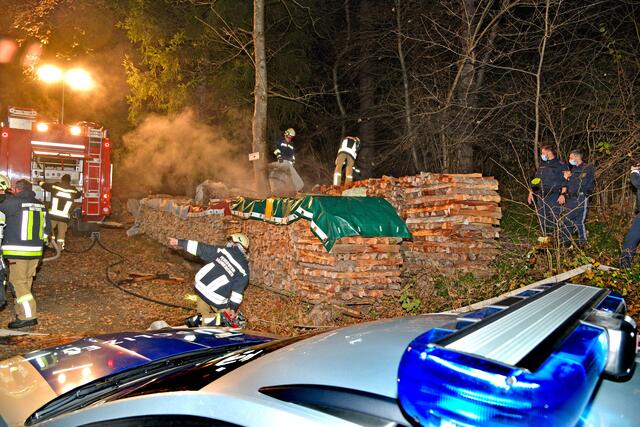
[{"xmin": 230, "ymin": 195, "xmax": 412, "ymax": 251}]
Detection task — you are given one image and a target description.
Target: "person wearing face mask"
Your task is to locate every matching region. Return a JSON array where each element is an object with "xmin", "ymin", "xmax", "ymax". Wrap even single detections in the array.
[
  {"xmin": 528, "ymin": 145, "xmax": 569, "ymax": 237},
  {"xmin": 560, "ymin": 150, "xmax": 594, "ymax": 247},
  {"xmin": 620, "ymin": 164, "xmax": 640, "ymax": 268},
  {"xmin": 168, "ymin": 233, "xmax": 250, "ymax": 328}
]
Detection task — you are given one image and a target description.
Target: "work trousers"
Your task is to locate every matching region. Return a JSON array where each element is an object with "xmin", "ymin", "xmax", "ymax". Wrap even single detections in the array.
[
  {"xmin": 620, "ymin": 212, "xmax": 640, "ymax": 268},
  {"xmin": 9, "ymin": 259, "xmax": 39, "ymax": 320},
  {"xmin": 333, "ymin": 153, "xmax": 355, "ymax": 186},
  {"xmin": 562, "ymin": 195, "xmax": 588, "ymax": 245},
  {"xmin": 534, "ymin": 193, "xmax": 562, "ymax": 237},
  {"xmin": 51, "ymin": 220, "xmax": 68, "ymax": 248}
]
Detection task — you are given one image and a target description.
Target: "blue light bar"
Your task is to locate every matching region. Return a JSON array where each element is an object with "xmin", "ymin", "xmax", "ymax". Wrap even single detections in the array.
[{"xmin": 397, "ymin": 323, "xmax": 608, "ymax": 427}]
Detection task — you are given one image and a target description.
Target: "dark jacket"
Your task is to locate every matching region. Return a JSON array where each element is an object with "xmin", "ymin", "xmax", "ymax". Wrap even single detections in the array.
[
  {"xmin": 274, "ymin": 138, "xmax": 295, "ymax": 163},
  {"xmin": 0, "ymin": 190, "xmax": 51, "ymax": 260},
  {"xmin": 534, "ymin": 157, "xmax": 569, "ymax": 196},
  {"xmin": 631, "ymin": 170, "xmax": 640, "ymax": 211},
  {"xmin": 566, "ymin": 163, "xmax": 595, "ymax": 197},
  {"xmin": 178, "ymin": 239, "xmax": 249, "ymax": 311},
  {"xmin": 40, "ymin": 181, "xmax": 82, "ymax": 223}
]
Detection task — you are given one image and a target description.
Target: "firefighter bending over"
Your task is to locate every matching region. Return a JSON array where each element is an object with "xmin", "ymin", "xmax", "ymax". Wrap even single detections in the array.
[
  {"xmin": 40, "ymin": 174, "xmax": 81, "ymax": 251},
  {"xmin": 333, "ymin": 136, "xmax": 361, "ymax": 186},
  {"xmin": 169, "ymin": 233, "xmax": 250, "ymax": 328},
  {"xmin": 0, "ymin": 179, "xmax": 50, "ymax": 329}
]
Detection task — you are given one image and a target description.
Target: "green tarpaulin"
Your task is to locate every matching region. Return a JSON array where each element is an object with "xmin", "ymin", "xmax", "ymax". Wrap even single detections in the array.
[{"xmin": 230, "ymin": 196, "xmax": 412, "ymax": 251}]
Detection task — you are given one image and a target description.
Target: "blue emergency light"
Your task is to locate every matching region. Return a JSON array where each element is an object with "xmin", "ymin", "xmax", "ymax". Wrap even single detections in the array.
[{"xmin": 397, "ymin": 283, "xmax": 636, "ymax": 427}]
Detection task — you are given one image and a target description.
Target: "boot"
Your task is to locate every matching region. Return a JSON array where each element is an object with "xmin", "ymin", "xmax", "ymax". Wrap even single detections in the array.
[{"xmin": 8, "ymin": 318, "xmax": 37, "ymax": 329}]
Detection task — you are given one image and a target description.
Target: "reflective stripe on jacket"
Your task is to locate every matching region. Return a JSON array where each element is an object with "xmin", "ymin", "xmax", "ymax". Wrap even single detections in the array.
[
  {"xmin": 41, "ymin": 183, "xmax": 81, "ymax": 222},
  {"xmin": 0, "ymin": 191, "xmax": 50, "ymax": 260}
]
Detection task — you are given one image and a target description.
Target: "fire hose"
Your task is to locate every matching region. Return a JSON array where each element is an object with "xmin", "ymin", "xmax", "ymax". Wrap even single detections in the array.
[{"xmin": 52, "ymin": 233, "xmax": 192, "ymax": 311}]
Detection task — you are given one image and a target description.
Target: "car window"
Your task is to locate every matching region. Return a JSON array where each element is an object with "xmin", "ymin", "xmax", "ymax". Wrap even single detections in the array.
[
  {"xmin": 107, "ymin": 335, "xmax": 311, "ymax": 401},
  {"xmin": 79, "ymin": 414, "xmax": 240, "ymax": 427}
]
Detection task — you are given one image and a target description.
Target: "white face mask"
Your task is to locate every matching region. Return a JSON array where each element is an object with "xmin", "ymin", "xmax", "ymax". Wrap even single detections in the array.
[
  {"xmin": 541, "ymin": 154, "xmax": 548, "ymax": 162},
  {"xmin": 569, "ymin": 159, "xmax": 578, "ymax": 166}
]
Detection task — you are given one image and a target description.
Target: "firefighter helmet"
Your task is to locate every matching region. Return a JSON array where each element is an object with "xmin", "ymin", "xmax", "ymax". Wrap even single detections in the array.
[
  {"xmin": 0, "ymin": 174, "xmax": 9, "ymax": 191},
  {"xmin": 284, "ymin": 128, "xmax": 296, "ymax": 138},
  {"xmin": 229, "ymin": 233, "xmax": 250, "ymax": 250}
]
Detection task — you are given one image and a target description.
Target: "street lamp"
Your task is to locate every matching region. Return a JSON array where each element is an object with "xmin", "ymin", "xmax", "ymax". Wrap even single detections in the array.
[{"xmin": 36, "ymin": 64, "xmax": 94, "ymax": 124}]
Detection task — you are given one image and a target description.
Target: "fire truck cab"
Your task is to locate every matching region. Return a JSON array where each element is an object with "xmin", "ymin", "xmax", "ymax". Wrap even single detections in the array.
[{"xmin": 0, "ymin": 106, "xmax": 112, "ymax": 222}]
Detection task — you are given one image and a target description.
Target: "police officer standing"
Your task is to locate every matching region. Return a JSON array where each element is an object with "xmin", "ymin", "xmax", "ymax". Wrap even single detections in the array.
[
  {"xmin": 528, "ymin": 145, "xmax": 569, "ymax": 237},
  {"xmin": 333, "ymin": 136, "xmax": 361, "ymax": 186},
  {"xmin": 561, "ymin": 150, "xmax": 595, "ymax": 246},
  {"xmin": 0, "ymin": 179, "xmax": 50, "ymax": 329},
  {"xmin": 620, "ymin": 164, "xmax": 640, "ymax": 268},
  {"xmin": 169, "ymin": 233, "xmax": 250, "ymax": 327},
  {"xmin": 40, "ymin": 174, "xmax": 81, "ymax": 251}
]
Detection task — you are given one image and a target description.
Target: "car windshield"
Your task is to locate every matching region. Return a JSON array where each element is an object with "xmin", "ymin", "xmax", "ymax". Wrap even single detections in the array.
[{"xmin": 26, "ymin": 334, "xmax": 311, "ymax": 426}]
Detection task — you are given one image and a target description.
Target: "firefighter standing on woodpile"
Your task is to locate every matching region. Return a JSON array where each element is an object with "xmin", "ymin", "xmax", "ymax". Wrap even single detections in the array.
[
  {"xmin": 0, "ymin": 179, "xmax": 50, "ymax": 329},
  {"xmin": 272, "ymin": 128, "xmax": 304, "ymax": 192},
  {"xmin": 39, "ymin": 174, "xmax": 81, "ymax": 251},
  {"xmin": 333, "ymin": 136, "xmax": 361, "ymax": 186},
  {"xmin": 527, "ymin": 145, "xmax": 569, "ymax": 238},
  {"xmin": 169, "ymin": 233, "xmax": 250, "ymax": 328}
]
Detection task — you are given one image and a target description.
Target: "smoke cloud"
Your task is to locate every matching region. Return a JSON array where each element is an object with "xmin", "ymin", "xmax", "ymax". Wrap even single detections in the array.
[{"xmin": 118, "ymin": 109, "xmax": 253, "ymax": 197}]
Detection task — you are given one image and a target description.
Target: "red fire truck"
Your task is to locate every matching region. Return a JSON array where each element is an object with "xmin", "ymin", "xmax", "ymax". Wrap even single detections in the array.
[{"xmin": 0, "ymin": 106, "xmax": 112, "ymax": 223}]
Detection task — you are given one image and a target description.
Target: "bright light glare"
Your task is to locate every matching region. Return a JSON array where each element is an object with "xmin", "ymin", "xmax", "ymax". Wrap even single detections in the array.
[
  {"xmin": 36, "ymin": 122, "xmax": 49, "ymax": 132},
  {"xmin": 65, "ymin": 68, "xmax": 94, "ymax": 91},
  {"xmin": 69, "ymin": 126, "xmax": 82, "ymax": 136},
  {"xmin": 37, "ymin": 64, "xmax": 63, "ymax": 83}
]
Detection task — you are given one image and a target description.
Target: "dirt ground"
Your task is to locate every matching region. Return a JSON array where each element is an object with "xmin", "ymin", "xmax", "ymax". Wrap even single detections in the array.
[{"xmin": 0, "ymin": 226, "xmax": 356, "ymax": 361}]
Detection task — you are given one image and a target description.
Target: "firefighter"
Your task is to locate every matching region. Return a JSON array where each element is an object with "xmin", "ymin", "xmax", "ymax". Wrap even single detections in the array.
[
  {"xmin": 272, "ymin": 128, "xmax": 304, "ymax": 192},
  {"xmin": 620, "ymin": 164, "xmax": 640, "ymax": 268},
  {"xmin": 0, "ymin": 179, "xmax": 50, "ymax": 329},
  {"xmin": 0, "ymin": 175, "xmax": 9, "ymax": 310},
  {"xmin": 333, "ymin": 136, "xmax": 361, "ymax": 186},
  {"xmin": 39, "ymin": 174, "xmax": 81, "ymax": 250},
  {"xmin": 527, "ymin": 145, "xmax": 569, "ymax": 237},
  {"xmin": 561, "ymin": 150, "xmax": 595, "ymax": 246},
  {"xmin": 169, "ymin": 233, "xmax": 250, "ymax": 327}
]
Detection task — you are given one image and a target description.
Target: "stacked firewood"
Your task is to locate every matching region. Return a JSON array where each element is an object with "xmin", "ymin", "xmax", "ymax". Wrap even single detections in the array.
[
  {"xmin": 290, "ymin": 221, "xmax": 404, "ymax": 302},
  {"xmin": 138, "ymin": 201, "xmax": 239, "ymax": 247},
  {"xmin": 314, "ymin": 172, "xmax": 502, "ymax": 277}
]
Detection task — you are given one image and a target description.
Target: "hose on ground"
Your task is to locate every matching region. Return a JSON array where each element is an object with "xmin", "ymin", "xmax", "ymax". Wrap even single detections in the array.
[{"xmin": 59, "ymin": 233, "xmax": 192, "ymax": 311}]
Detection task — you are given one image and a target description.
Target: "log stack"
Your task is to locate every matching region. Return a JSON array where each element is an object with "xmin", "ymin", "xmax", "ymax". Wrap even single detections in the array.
[
  {"xmin": 314, "ymin": 173, "xmax": 502, "ymax": 277},
  {"xmin": 136, "ymin": 172, "xmax": 501, "ymax": 310}
]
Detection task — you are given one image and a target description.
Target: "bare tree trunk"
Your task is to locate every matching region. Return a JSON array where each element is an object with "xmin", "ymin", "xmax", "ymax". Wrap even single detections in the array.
[
  {"xmin": 252, "ymin": 0, "xmax": 269, "ymax": 195},
  {"xmin": 357, "ymin": 0, "xmax": 376, "ymax": 178},
  {"xmin": 395, "ymin": 0, "xmax": 420, "ymax": 173},
  {"xmin": 333, "ymin": 0, "xmax": 351, "ymax": 137},
  {"xmin": 533, "ymin": 0, "xmax": 551, "ymax": 169}
]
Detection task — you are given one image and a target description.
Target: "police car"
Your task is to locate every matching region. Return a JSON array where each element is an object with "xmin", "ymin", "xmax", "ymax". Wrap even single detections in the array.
[{"xmin": 0, "ymin": 282, "xmax": 638, "ymax": 426}]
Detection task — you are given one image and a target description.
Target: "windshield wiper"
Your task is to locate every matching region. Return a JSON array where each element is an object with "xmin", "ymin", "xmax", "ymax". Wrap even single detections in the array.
[{"xmin": 26, "ymin": 345, "xmax": 248, "ymax": 426}]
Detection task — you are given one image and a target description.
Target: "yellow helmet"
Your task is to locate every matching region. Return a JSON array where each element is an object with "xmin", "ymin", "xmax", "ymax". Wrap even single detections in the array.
[
  {"xmin": 229, "ymin": 233, "xmax": 250, "ymax": 250},
  {"xmin": 0, "ymin": 174, "xmax": 10, "ymax": 191},
  {"xmin": 284, "ymin": 128, "xmax": 296, "ymax": 138}
]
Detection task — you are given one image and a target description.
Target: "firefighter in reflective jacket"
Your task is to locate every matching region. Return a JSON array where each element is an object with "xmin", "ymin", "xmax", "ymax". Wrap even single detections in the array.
[
  {"xmin": 169, "ymin": 233, "xmax": 250, "ymax": 327},
  {"xmin": 0, "ymin": 179, "xmax": 50, "ymax": 329},
  {"xmin": 0, "ymin": 174, "xmax": 9, "ymax": 310},
  {"xmin": 333, "ymin": 136, "xmax": 361, "ymax": 186},
  {"xmin": 40, "ymin": 174, "xmax": 81, "ymax": 250}
]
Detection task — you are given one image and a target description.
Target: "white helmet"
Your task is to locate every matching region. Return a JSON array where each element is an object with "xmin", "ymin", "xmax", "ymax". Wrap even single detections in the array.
[
  {"xmin": 228, "ymin": 233, "xmax": 250, "ymax": 250},
  {"xmin": 284, "ymin": 128, "xmax": 296, "ymax": 138},
  {"xmin": 0, "ymin": 174, "xmax": 10, "ymax": 191}
]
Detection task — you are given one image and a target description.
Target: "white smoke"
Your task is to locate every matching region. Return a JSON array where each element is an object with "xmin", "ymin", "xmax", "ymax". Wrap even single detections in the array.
[{"xmin": 118, "ymin": 109, "xmax": 253, "ymax": 197}]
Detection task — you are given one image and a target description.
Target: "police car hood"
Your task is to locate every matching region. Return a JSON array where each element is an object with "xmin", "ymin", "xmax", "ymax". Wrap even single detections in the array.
[{"xmin": 0, "ymin": 327, "xmax": 272, "ymax": 426}]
